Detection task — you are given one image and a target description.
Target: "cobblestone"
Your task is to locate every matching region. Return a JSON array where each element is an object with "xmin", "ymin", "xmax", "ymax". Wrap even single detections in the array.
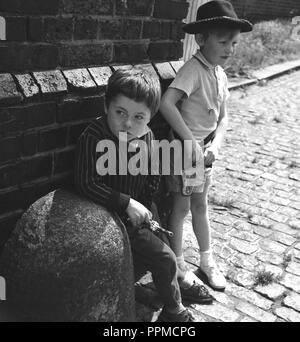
[{"xmin": 180, "ymin": 69, "xmax": 300, "ymax": 322}]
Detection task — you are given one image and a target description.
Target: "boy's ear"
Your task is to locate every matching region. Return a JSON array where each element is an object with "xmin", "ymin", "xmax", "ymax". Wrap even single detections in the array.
[{"xmin": 195, "ymin": 33, "xmax": 205, "ymax": 47}]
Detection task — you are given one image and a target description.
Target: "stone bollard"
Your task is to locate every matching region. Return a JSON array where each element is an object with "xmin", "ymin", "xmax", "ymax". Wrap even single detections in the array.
[{"xmin": 0, "ymin": 189, "xmax": 136, "ymax": 322}]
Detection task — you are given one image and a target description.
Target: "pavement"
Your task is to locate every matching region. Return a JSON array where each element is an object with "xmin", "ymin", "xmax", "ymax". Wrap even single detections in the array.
[{"xmin": 136, "ymin": 59, "xmax": 300, "ymax": 322}]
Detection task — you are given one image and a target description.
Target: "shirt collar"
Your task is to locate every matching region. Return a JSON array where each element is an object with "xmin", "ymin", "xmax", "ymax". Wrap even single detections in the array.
[{"xmin": 193, "ymin": 50, "xmax": 215, "ymax": 70}]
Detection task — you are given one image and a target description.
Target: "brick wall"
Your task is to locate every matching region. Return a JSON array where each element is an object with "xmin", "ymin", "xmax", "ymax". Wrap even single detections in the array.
[
  {"xmin": 0, "ymin": 0, "xmax": 188, "ymax": 249},
  {"xmin": 230, "ymin": 0, "xmax": 300, "ymax": 22}
]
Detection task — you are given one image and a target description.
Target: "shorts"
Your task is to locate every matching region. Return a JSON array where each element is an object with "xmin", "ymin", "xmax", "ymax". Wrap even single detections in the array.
[{"xmin": 165, "ymin": 166, "xmax": 213, "ymax": 195}]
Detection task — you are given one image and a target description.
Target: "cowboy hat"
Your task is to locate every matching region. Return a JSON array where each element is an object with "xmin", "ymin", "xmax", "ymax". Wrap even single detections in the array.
[{"xmin": 183, "ymin": 0, "xmax": 253, "ymax": 34}]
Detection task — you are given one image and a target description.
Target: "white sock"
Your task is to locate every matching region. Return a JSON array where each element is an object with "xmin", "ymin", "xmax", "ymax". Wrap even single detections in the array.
[
  {"xmin": 176, "ymin": 255, "xmax": 186, "ymax": 271},
  {"xmin": 180, "ymin": 270, "xmax": 200, "ymax": 289},
  {"xmin": 200, "ymin": 250, "xmax": 214, "ymax": 267},
  {"xmin": 167, "ymin": 303, "xmax": 186, "ymax": 314}
]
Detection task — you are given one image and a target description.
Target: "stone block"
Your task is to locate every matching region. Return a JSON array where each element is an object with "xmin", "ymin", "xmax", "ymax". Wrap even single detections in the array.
[{"xmin": 0, "ymin": 189, "xmax": 135, "ymax": 322}]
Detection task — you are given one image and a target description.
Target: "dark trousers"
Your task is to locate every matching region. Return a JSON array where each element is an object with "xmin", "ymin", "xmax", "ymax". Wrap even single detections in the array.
[{"xmin": 126, "ymin": 224, "xmax": 185, "ymax": 311}]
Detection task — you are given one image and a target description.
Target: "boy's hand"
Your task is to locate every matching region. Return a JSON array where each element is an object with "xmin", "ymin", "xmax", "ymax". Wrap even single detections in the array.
[
  {"xmin": 126, "ymin": 198, "xmax": 152, "ymax": 227},
  {"xmin": 204, "ymin": 146, "xmax": 219, "ymax": 166},
  {"xmin": 184, "ymin": 140, "xmax": 203, "ymax": 167}
]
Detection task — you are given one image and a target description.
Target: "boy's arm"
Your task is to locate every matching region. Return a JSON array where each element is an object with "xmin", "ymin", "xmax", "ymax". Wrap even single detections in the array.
[
  {"xmin": 75, "ymin": 132, "xmax": 130, "ymax": 214},
  {"xmin": 205, "ymin": 101, "xmax": 229, "ymax": 165},
  {"xmin": 160, "ymin": 88, "xmax": 202, "ymax": 163},
  {"xmin": 160, "ymin": 88, "xmax": 195, "ymax": 142}
]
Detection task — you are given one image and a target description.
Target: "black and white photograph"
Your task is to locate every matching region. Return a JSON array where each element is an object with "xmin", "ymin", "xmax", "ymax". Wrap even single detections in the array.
[{"xmin": 0, "ymin": 0, "xmax": 300, "ymax": 326}]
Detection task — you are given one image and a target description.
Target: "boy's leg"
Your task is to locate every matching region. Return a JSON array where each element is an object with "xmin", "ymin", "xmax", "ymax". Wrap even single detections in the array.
[
  {"xmin": 191, "ymin": 176, "xmax": 226, "ymax": 291},
  {"xmin": 167, "ymin": 192, "xmax": 191, "ymax": 263},
  {"xmin": 127, "ymin": 225, "xmax": 182, "ymax": 312}
]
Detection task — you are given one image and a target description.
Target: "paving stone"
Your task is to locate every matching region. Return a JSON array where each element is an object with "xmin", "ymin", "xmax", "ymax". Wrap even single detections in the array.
[
  {"xmin": 88, "ymin": 66, "xmax": 112, "ymax": 87},
  {"xmin": 259, "ymin": 239, "xmax": 287, "ymax": 254},
  {"xmin": 212, "ymin": 242, "xmax": 236, "ymax": 260},
  {"xmin": 286, "ymin": 262, "xmax": 300, "ymax": 277},
  {"xmin": 231, "ymin": 269, "xmax": 255, "ymax": 288},
  {"xmin": 212, "ymin": 292, "xmax": 236, "ymax": 308},
  {"xmin": 15, "ymin": 74, "xmax": 40, "ymax": 99},
  {"xmin": 295, "ymin": 242, "xmax": 300, "ymax": 251},
  {"xmin": 255, "ymin": 283, "xmax": 287, "ymax": 300},
  {"xmin": 63, "ymin": 68, "xmax": 97, "ymax": 91},
  {"xmin": 236, "ymin": 302, "xmax": 277, "ymax": 322},
  {"xmin": 273, "ymin": 232, "xmax": 297, "ymax": 246},
  {"xmin": 294, "ymin": 249, "xmax": 300, "ymax": 260},
  {"xmin": 256, "ymin": 250, "xmax": 283, "ymax": 266},
  {"xmin": 289, "ymin": 220, "xmax": 300, "ymax": 230},
  {"xmin": 253, "ymin": 226, "xmax": 273, "ymax": 237},
  {"xmin": 262, "ymin": 264, "xmax": 284, "ymax": 278},
  {"xmin": 275, "ymin": 307, "xmax": 300, "ymax": 322},
  {"xmin": 230, "ymin": 254, "xmax": 259, "ymax": 272},
  {"xmin": 280, "ymin": 273, "xmax": 300, "ymax": 293},
  {"xmin": 229, "ymin": 230, "xmax": 259, "ymax": 243},
  {"xmin": 271, "ymin": 223, "xmax": 298, "ymax": 236},
  {"xmin": 0, "ymin": 73, "xmax": 23, "ymax": 105},
  {"xmin": 239, "ymin": 317, "xmax": 257, "ymax": 322},
  {"xmin": 33, "ymin": 70, "xmax": 67, "ymax": 96},
  {"xmin": 283, "ymin": 293, "xmax": 300, "ymax": 312},
  {"xmin": 194, "ymin": 302, "xmax": 240, "ymax": 322},
  {"xmin": 229, "ymin": 237, "xmax": 259, "ymax": 255},
  {"xmin": 227, "ymin": 283, "xmax": 273, "ymax": 310},
  {"xmin": 154, "ymin": 62, "xmax": 176, "ymax": 80}
]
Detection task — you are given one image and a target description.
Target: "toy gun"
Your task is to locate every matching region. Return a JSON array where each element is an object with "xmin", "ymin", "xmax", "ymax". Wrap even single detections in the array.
[{"xmin": 141, "ymin": 219, "xmax": 174, "ymax": 238}]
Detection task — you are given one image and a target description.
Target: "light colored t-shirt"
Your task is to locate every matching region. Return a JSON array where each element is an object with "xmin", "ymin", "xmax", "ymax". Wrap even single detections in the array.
[{"xmin": 169, "ymin": 50, "xmax": 230, "ymax": 142}]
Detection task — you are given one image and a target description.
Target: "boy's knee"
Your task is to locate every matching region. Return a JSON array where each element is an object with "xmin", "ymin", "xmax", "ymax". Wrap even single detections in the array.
[
  {"xmin": 172, "ymin": 198, "xmax": 190, "ymax": 217},
  {"xmin": 191, "ymin": 199, "xmax": 208, "ymax": 214}
]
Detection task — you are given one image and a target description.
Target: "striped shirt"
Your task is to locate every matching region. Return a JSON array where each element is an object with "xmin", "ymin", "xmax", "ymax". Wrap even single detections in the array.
[{"xmin": 74, "ymin": 116, "xmax": 161, "ymax": 216}]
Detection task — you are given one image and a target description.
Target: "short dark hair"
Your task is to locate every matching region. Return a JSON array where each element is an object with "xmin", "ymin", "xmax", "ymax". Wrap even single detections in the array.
[{"xmin": 105, "ymin": 68, "xmax": 161, "ymax": 116}]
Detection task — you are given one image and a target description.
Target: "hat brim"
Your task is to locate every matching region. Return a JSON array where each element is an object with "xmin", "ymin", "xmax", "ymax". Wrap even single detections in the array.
[{"xmin": 183, "ymin": 17, "xmax": 253, "ymax": 34}]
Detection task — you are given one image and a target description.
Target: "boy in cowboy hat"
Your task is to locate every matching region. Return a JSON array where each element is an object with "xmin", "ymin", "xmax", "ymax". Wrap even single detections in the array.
[{"xmin": 160, "ymin": 0, "xmax": 253, "ymax": 291}]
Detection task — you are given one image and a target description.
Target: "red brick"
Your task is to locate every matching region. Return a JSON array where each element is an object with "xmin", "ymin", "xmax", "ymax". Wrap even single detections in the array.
[
  {"xmin": 62, "ymin": 68, "xmax": 97, "ymax": 93},
  {"xmin": 88, "ymin": 66, "xmax": 112, "ymax": 88},
  {"xmin": 60, "ymin": 0, "xmax": 114, "ymax": 15},
  {"xmin": 54, "ymin": 148, "xmax": 75, "ymax": 174},
  {"xmin": 0, "ymin": 188, "xmax": 23, "ymax": 215},
  {"xmin": 0, "ymin": 136, "xmax": 20, "ymax": 163},
  {"xmin": 116, "ymin": 0, "xmax": 155, "ymax": 16},
  {"xmin": 0, "ymin": 73, "xmax": 23, "ymax": 105},
  {"xmin": 74, "ymin": 17, "xmax": 98, "ymax": 40},
  {"xmin": 59, "ymin": 42, "xmax": 113, "ymax": 68},
  {"xmin": 0, "ymin": 43, "xmax": 59, "ymax": 72},
  {"xmin": 148, "ymin": 41, "xmax": 183, "ymax": 61},
  {"xmin": 33, "ymin": 70, "xmax": 68, "ymax": 98},
  {"xmin": 57, "ymin": 96, "xmax": 104, "ymax": 123},
  {"xmin": 20, "ymin": 155, "xmax": 53, "ymax": 182},
  {"xmin": 43, "ymin": 17, "xmax": 73, "ymax": 42},
  {"xmin": 99, "ymin": 19, "xmax": 142, "ymax": 40},
  {"xmin": 0, "ymin": 163, "xmax": 19, "ymax": 189},
  {"xmin": 0, "ymin": 0, "xmax": 59, "ymax": 15},
  {"xmin": 171, "ymin": 21, "xmax": 185, "ymax": 40},
  {"xmin": 114, "ymin": 42, "xmax": 148, "ymax": 63},
  {"xmin": 4, "ymin": 16, "xmax": 27, "ymax": 41},
  {"xmin": 153, "ymin": 0, "xmax": 189, "ymax": 20},
  {"xmin": 22, "ymin": 132, "xmax": 38, "ymax": 157},
  {"xmin": 39, "ymin": 127, "xmax": 68, "ymax": 152},
  {"xmin": 28, "ymin": 17, "xmax": 44, "ymax": 42},
  {"xmin": 142, "ymin": 20, "xmax": 161, "ymax": 39},
  {"xmin": 14, "ymin": 74, "xmax": 40, "ymax": 99}
]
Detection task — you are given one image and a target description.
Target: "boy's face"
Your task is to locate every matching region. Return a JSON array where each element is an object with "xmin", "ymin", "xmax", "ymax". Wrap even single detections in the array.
[
  {"xmin": 106, "ymin": 94, "xmax": 151, "ymax": 139},
  {"xmin": 196, "ymin": 29, "xmax": 240, "ymax": 66}
]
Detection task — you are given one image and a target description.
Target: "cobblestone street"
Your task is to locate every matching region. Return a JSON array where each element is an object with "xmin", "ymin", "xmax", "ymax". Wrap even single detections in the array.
[{"xmin": 183, "ymin": 69, "xmax": 300, "ymax": 322}]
